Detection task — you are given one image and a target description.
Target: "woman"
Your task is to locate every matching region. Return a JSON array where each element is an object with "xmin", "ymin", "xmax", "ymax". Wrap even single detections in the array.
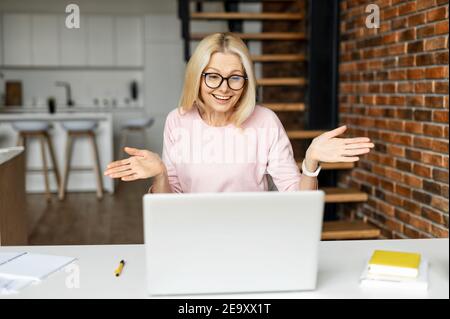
[{"xmin": 104, "ymin": 33, "xmax": 374, "ymax": 193}]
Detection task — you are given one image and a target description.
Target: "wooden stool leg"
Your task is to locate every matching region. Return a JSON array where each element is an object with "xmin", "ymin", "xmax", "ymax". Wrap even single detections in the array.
[
  {"xmin": 45, "ymin": 132, "xmax": 61, "ymax": 189},
  {"xmin": 140, "ymin": 128, "xmax": 147, "ymax": 149},
  {"xmin": 39, "ymin": 135, "xmax": 51, "ymax": 201},
  {"xmin": 120, "ymin": 128, "xmax": 128, "ymax": 159},
  {"xmin": 17, "ymin": 133, "xmax": 25, "ymax": 147},
  {"xmin": 88, "ymin": 132, "xmax": 103, "ymax": 199},
  {"xmin": 59, "ymin": 134, "xmax": 74, "ymax": 201}
]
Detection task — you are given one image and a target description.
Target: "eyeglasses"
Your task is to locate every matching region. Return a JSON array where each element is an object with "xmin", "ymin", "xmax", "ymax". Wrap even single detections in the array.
[{"xmin": 202, "ymin": 72, "xmax": 247, "ymax": 91}]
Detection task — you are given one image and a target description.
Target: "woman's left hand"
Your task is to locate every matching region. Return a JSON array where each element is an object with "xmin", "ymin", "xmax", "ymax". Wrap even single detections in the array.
[{"xmin": 305, "ymin": 125, "xmax": 374, "ymax": 169}]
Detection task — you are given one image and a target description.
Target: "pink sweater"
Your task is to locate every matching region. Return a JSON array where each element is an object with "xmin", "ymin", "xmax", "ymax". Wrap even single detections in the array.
[{"xmin": 162, "ymin": 105, "xmax": 301, "ymax": 193}]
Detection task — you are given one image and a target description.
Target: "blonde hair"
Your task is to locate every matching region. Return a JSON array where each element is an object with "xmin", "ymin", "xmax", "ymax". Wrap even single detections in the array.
[{"xmin": 178, "ymin": 32, "xmax": 256, "ymax": 127}]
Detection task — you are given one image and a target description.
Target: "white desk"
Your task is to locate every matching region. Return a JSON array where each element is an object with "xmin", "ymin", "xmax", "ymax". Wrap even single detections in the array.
[{"xmin": 0, "ymin": 239, "xmax": 448, "ymax": 299}]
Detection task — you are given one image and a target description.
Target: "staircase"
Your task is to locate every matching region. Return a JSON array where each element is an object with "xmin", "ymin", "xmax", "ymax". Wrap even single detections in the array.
[{"xmin": 178, "ymin": 0, "xmax": 380, "ymax": 240}]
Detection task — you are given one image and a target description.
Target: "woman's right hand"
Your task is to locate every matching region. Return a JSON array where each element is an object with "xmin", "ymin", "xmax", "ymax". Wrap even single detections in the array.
[{"xmin": 104, "ymin": 147, "xmax": 166, "ymax": 182}]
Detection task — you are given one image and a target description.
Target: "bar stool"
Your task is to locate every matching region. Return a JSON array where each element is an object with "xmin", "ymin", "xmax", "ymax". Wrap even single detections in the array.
[
  {"xmin": 119, "ymin": 117, "xmax": 154, "ymax": 158},
  {"xmin": 12, "ymin": 121, "xmax": 60, "ymax": 201},
  {"xmin": 59, "ymin": 120, "xmax": 103, "ymax": 200}
]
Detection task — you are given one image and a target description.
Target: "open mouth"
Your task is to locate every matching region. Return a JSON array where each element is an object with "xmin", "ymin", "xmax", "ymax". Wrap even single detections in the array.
[{"xmin": 212, "ymin": 94, "xmax": 232, "ymax": 102}]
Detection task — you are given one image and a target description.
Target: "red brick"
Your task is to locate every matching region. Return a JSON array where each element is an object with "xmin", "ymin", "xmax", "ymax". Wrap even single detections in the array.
[
  {"xmin": 432, "ymin": 168, "xmax": 449, "ymax": 183},
  {"xmin": 387, "ymin": 144, "xmax": 405, "ymax": 157},
  {"xmin": 405, "ymin": 148, "xmax": 422, "ymax": 161},
  {"xmin": 404, "ymin": 225, "xmax": 421, "ymax": 238},
  {"xmin": 409, "ymin": 215, "xmax": 431, "ymax": 233},
  {"xmin": 425, "ymin": 66, "xmax": 449, "ymax": 78},
  {"xmin": 395, "ymin": 184, "xmax": 411, "ymax": 198},
  {"xmin": 413, "ymin": 109, "xmax": 432, "ymax": 121},
  {"xmin": 417, "ymin": 24, "xmax": 436, "ymax": 38},
  {"xmin": 412, "ymin": 163, "xmax": 432, "ymax": 178},
  {"xmin": 398, "ymin": 55, "xmax": 416, "ymax": 67},
  {"xmin": 416, "ymin": 0, "xmax": 437, "ymax": 10},
  {"xmin": 424, "ymin": 37, "xmax": 448, "ymax": 51},
  {"xmin": 403, "ymin": 174, "xmax": 423, "ymax": 188},
  {"xmin": 422, "ymin": 206, "xmax": 445, "ymax": 225},
  {"xmin": 398, "ymin": 82, "xmax": 414, "ymax": 93},
  {"xmin": 404, "ymin": 199, "xmax": 422, "ymax": 215},
  {"xmin": 430, "ymin": 224, "xmax": 449, "ymax": 238},
  {"xmin": 398, "ymin": 1, "xmax": 417, "ymax": 15},
  {"xmin": 431, "ymin": 140, "xmax": 449, "ymax": 153},
  {"xmin": 404, "ymin": 122, "xmax": 424, "ymax": 134},
  {"xmin": 407, "ymin": 95, "xmax": 425, "ymax": 106},
  {"xmin": 422, "ymin": 152, "xmax": 444, "ymax": 167},
  {"xmin": 431, "ymin": 196, "xmax": 449, "ymax": 213},
  {"xmin": 388, "ymin": 43, "xmax": 407, "ymax": 55},
  {"xmin": 407, "ymin": 40, "xmax": 424, "ymax": 53},
  {"xmin": 382, "ymin": 83, "xmax": 396, "ymax": 93},
  {"xmin": 423, "ymin": 123, "xmax": 445, "ymax": 137},
  {"xmin": 435, "ymin": 51, "xmax": 449, "ymax": 64},
  {"xmin": 425, "ymin": 96, "xmax": 445, "ymax": 108},
  {"xmin": 407, "ymin": 68, "xmax": 425, "ymax": 79},
  {"xmin": 397, "ymin": 29, "xmax": 416, "ymax": 41},
  {"xmin": 432, "ymin": 110, "xmax": 449, "ymax": 123},
  {"xmin": 410, "ymin": 13, "xmax": 428, "ymax": 26},
  {"xmin": 385, "ymin": 218, "xmax": 404, "ymax": 233},
  {"xmin": 434, "ymin": 81, "xmax": 449, "ymax": 94},
  {"xmin": 416, "ymin": 53, "xmax": 435, "ymax": 66},
  {"xmin": 435, "ymin": 20, "xmax": 449, "ymax": 35},
  {"xmin": 415, "ymin": 82, "xmax": 433, "ymax": 93},
  {"xmin": 423, "ymin": 179, "xmax": 444, "ymax": 196},
  {"xmin": 426, "ymin": 6, "xmax": 448, "ymax": 22}
]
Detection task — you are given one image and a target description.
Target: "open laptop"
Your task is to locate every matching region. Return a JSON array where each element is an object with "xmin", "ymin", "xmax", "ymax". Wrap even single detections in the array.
[{"xmin": 143, "ymin": 191, "xmax": 325, "ymax": 296}]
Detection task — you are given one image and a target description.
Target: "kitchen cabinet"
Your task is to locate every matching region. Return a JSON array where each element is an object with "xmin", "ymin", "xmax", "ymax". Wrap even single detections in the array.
[
  {"xmin": 0, "ymin": 148, "xmax": 27, "ymax": 245},
  {"xmin": 60, "ymin": 15, "xmax": 88, "ymax": 66},
  {"xmin": 115, "ymin": 16, "xmax": 143, "ymax": 67},
  {"xmin": 3, "ymin": 14, "xmax": 32, "ymax": 66},
  {"xmin": 2, "ymin": 13, "xmax": 143, "ymax": 68},
  {"xmin": 31, "ymin": 14, "xmax": 59, "ymax": 66},
  {"xmin": 87, "ymin": 15, "xmax": 114, "ymax": 66}
]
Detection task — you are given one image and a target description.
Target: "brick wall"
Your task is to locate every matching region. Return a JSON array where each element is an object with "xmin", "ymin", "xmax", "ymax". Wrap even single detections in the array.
[{"xmin": 338, "ymin": 0, "xmax": 449, "ymax": 238}]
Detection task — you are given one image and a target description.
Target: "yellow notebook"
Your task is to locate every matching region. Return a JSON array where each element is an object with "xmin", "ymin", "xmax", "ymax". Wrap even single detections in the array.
[{"xmin": 368, "ymin": 250, "xmax": 421, "ymax": 278}]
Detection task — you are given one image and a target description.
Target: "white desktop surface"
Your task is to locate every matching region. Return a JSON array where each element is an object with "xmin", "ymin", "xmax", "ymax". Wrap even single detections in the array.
[{"xmin": 0, "ymin": 238, "xmax": 448, "ymax": 299}]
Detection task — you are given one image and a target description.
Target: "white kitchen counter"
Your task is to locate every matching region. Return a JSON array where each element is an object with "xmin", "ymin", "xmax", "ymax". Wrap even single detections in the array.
[
  {"xmin": 0, "ymin": 146, "xmax": 24, "ymax": 165},
  {"xmin": 0, "ymin": 112, "xmax": 114, "ymax": 193}
]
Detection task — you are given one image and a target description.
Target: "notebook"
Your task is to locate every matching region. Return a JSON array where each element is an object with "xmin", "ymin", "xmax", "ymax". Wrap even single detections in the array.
[
  {"xmin": 368, "ymin": 250, "xmax": 421, "ymax": 278},
  {"xmin": 0, "ymin": 252, "xmax": 26, "ymax": 266},
  {"xmin": 360, "ymin": 257, "xmax": 428, "ymax": 292},
  {"xmin": 0, "ymin": 252, "xmax": 76, "ymax": 281}
]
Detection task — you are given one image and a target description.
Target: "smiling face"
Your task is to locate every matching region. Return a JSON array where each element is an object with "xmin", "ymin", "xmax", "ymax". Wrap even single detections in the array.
[{"xmin": 200, "ymin": 51, "xmax": 246, "ymax": 115}]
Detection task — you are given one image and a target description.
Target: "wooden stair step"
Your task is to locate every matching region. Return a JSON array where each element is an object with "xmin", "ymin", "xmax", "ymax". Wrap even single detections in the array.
[
  {"xmin": 257, "ymin": 77, "xmax": 306, "ymax": 86},
  {"xmin": 322, "ymin": 187, "xmax": 369, "ymax": 203},
  {"xmin": 297, "ymin": 160, "xmax": 355, "ymax": 170},
  {"xmin": 190, "ymin": 32, "xmax": 306, "ymax": 41},
  {"xmin": 191, "ymin": 12, "xmax": 304, "ymax": 20},
  {"xmin": 264, "ymin": 103, "xmax": 305, "ymax": 112},
  {"xmin": 251, "ymin": 54, "xmax": 306, "ymax": 62},
  {"xmin": 287, "ymin": 130, "xmax": 325, "ymax": 139},
  {"xmin": 322, "ymin": 220, "xmax": 380, "ymax": 240}
]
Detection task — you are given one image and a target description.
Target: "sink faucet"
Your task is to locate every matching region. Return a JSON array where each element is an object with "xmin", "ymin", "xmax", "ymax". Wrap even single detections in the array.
[{"xmin": 55, "ymin": 81, "xmax": 74, "ymax": 107}]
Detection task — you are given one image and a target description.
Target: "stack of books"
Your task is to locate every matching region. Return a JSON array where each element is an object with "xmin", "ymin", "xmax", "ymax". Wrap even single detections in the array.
[{"xmin": 359, "ymin": 250, "xmax": 428, "ymax": 291}]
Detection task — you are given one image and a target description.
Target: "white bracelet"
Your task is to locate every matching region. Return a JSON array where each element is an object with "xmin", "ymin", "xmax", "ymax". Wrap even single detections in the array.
[{"xmin": 302, "ymin": 160, "xmax": 321, "ymax": 177}]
